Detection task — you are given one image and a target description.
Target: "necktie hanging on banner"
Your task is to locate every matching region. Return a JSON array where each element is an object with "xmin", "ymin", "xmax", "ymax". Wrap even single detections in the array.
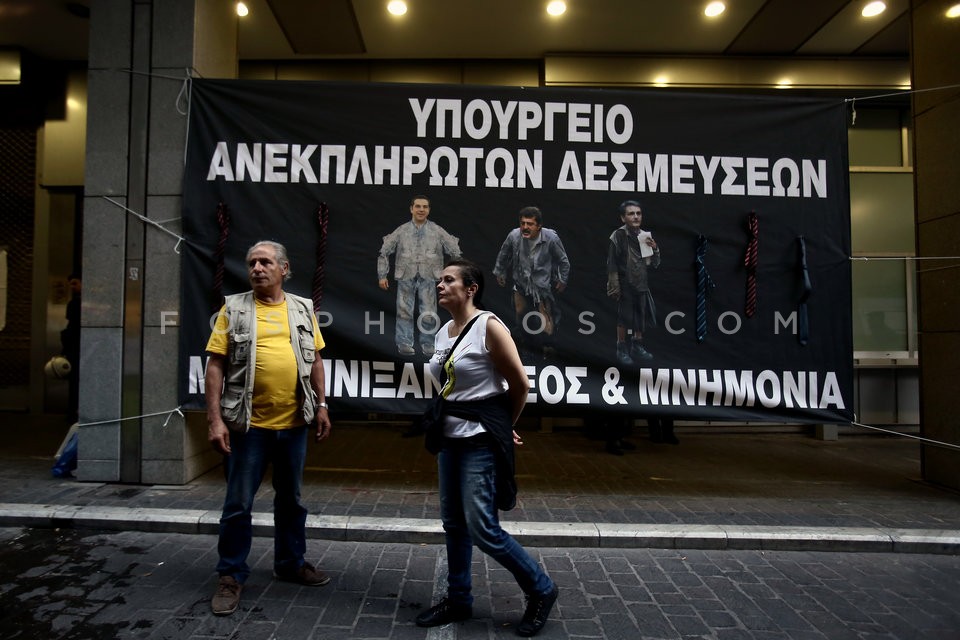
[
  {"xmin": 744, "ymin": 211, "xmax": 759, "ymax": 318},
  {"xmin": 695, "ymin": 234, "xmax": 715, "ymax": 343},
  {"xmin": 313, "ymin": 202, "xmax": 330, "ymax": 314},
  {"xmin": 797, "ymin": 236, "xmax": 812, "ymax": 345},
  {"xmin": 213, "ymin": 202, "xmax": 230, "ymax": 312}
]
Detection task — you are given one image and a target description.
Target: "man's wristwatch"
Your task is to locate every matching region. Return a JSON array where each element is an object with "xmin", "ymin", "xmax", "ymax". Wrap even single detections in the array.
[{"xmin": 318, "ymin": 402, "xmax": 329, "ymax": 410}]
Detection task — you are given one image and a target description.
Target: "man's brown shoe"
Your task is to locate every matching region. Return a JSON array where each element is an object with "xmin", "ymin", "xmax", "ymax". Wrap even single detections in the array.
[
  {"xmin": 211, "ymin": 575, "xmax": 242, "ymax": 616},
  {"xmin": 276, "ymin": 561, "xmax": 331, "ymax": 586}
]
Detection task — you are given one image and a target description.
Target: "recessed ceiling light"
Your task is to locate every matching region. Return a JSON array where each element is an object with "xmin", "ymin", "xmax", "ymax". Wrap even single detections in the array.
[
  {"xmin": 704, "ymin": 2, "xmax": 726, "ymax": 18},
  {"xmin": 653, "ymin": 75, "xmax": 669, "ymax": 87},
  {"xmin": 862, "ymin": 1, "xmax": 886, "ymax": 17},
  {"xmin": 546, "ymin": 1, "xmax": 567, "ymax": 17},
  {"xmin": 776, "ymin": 78, "xmax": 793, "ymax": 88},
  {"xmin": 387, "ymin": 1, "xmax": 407, "ymax": 16},
  {"xmin": 947, "ymin": 3, "xmax": 960, "ymax": 18},
  {"xmin": 236, "ymin": 2, "xmax": 249, "ymax": 17}
]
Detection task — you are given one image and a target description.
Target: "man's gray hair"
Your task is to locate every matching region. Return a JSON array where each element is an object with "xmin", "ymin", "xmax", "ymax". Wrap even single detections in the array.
[{"xmin": 247, "ymin": 240, "xmax": 292, "ymax": 281}]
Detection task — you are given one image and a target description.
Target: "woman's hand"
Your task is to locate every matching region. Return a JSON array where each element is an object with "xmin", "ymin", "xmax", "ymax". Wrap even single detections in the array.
[{"xmin": 513, "ymin": 430, "xmax": 524, "ymax": 446}]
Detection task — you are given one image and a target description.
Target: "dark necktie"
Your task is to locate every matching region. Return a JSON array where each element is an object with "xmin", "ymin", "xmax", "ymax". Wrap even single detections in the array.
[
  {"xmin": 797, "ymin": 236, "xmax": 812, "ymax": 345},
  {"xmin": 313, "ymin": 203, "xmax": 329, "ymax": 313},
  {"xmin": 213, "ymin": 202, "xmax": 230, "ymax": 312},
  {"xmin": 744, "ymin": 212, "xmax": 759, "ymax": 318},
  {"xmin": 695, "ymin": 235, "xmax": 715, "ymax": 343}
]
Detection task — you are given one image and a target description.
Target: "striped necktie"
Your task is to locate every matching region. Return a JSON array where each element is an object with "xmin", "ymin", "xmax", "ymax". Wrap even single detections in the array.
[
  {"xmin": 695, "ymin": 235, "xmax": 715, "ymax": 343},
  {"xmin": 797, "ymin": 236, "xmax": 812, "ymax": 345},
  {"xmin": 744, "ymin": 212, "xmax": 759, "ymax": 318}
]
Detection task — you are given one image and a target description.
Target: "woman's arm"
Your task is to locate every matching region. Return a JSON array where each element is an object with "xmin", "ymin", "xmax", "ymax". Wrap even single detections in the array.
[{"xmin": 486, "ymin": 316, "xmax": 530, "ymax": 425}]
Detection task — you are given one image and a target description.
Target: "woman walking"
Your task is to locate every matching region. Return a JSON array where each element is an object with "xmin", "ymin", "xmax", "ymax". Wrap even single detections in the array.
[{"xmin": 416, "ymin": 258, "xmax": 558, "ymax": 637}]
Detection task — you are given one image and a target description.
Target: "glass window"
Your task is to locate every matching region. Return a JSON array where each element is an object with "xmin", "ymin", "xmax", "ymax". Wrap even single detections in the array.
[
  {"xmin": 847, "ymin": 108, "xmax": 904, "ymax": 167},
  {"xmin": 849, "ymin": 173, "xmax": 915, "ymax": 254},
  {"xmin": 851, "ymin": 259, "xmax": 909, "ymax": 352}
]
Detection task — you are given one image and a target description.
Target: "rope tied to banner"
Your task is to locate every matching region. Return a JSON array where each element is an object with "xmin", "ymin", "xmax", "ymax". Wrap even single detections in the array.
[
  {"xmin": 213, "ymin": 202, "xmax": 230, "ymax": 311},
  {"xmin": 76, "ymin": 406, "xmax": 184, "ymax": 429},
  {"xmin": 797, "ymin": 236, "xmax": 812, "ymax": 346},
  {"xmin": 101, "ymin": 196, "xmax": 186, "ymax": 253},
  {"xmin": 312, "ymin": 203, "xmax": 330, "ymax": 313},
  {"xmin": 744, "ymin": 211, "xmax": 759, "ymax": 318},
  {"xmin": 695, "ymin": 234, "xmax": 715, "ymax": 343}
]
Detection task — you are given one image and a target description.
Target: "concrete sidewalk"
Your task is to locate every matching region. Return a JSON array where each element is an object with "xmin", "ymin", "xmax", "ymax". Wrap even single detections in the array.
[{"xmin": 2, "ymin": 419, "xmax": 960, "ymax": 554}]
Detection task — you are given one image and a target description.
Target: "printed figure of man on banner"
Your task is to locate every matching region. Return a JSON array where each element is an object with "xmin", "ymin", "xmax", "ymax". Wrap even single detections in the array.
[
  {"xmin": 494, "ymin": 206, "xmax": 571, "ymax": 361},
  {"xmin": 378, "ymin": 195, "xmax": 461, "ymax": 357}
]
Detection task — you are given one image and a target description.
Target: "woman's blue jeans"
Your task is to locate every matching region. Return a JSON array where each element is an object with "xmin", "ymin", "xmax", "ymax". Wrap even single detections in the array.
[
  {"xmin": 217, "ymin": 425, "xmax": 308, "ymax": 583},
  {"xmin": 438, "ymin": 438, "xmax": 554, "ymax": 605}
]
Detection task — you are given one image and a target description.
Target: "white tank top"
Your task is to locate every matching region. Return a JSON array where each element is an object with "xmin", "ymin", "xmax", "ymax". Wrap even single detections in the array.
[{"xmin": 429, "ymin": 312, "xmax": 509, "ymax": 438}]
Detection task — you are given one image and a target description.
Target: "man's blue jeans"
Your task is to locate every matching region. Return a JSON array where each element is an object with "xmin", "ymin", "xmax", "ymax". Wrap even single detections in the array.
[
  {"xmin": 438, "ymin": 438, "xmax": 554, "ymax": 605},
  {"xmin": 217, "ymin": 425, "xmax": 308, "ymax": 583},
  {"xmin": 396, "ymin": 276, "xmax": 439, "ymax": 350}
]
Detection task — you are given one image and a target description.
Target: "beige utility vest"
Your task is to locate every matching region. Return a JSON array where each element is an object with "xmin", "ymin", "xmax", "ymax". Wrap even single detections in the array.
[{"xmin": 219, "ymin": 291, "xmax": 318, "ymax": 431}]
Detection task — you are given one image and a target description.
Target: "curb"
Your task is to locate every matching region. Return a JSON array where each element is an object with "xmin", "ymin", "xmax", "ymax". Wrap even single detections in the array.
[{"xmin": 2, "ymin": 503, "xmax": 959, "ymax": 555}]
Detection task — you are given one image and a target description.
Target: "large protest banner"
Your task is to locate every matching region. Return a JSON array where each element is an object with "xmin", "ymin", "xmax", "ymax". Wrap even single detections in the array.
[{"xmin": 180, "ymin": 79, "xmax": 853, "ymax": 423}]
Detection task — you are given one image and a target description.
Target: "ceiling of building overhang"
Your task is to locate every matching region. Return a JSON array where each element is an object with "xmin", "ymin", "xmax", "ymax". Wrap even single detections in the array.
[{"xmin": 0, "ymin": 0, "xmax": 910, "ymax": 64}]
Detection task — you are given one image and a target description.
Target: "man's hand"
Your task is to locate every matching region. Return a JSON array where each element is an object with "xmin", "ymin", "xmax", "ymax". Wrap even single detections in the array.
[
  {"xmin": 315, "ymin": 407, "xmax": 332, "ymax": 442},
  {"xmin": 208, "ymin": 418, "xmax": 232, "ymax": 455},
  {"xmin": 554, "ymin": 281, "xmax": 567, "ymax": 293},
  {"xmin": 378, "ymin": 278, "xmax": 390, "ymax": 290}
]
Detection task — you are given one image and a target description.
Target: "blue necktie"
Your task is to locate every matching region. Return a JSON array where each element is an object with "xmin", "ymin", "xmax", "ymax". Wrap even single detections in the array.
[
  {"xmin": 695, "ymin": 235, "xmax": 715, "ymax": 343},
  {"xmin": 797, "ymin": 236, "xmax": 812, "ymax": 345}
]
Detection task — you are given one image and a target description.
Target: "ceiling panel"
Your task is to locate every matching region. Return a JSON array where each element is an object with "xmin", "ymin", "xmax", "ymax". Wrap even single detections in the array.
[
  {"xmin": 0, "ymin": 0, "xmax": 912, "ymax": 65},
  {"xmin": 348, "ymin": 0, "xmax": 769, "ymax": 59},
  {"xmin": 725, "ymin": 0, "xmax": 850, "ymax": 54},
  {"xmin": 266, "ymin": 0, "xmax": 364, "ymax": 54},
  {"xmin": 854, "ymin": 12, "xmax": 911, "ymax": 55},
  {"xmin": 797, "ymin": 0, "xmax": 910, "ymax": 55},
  {"xmin": 0, "ymin": 0, "xmax": 89, "ymax": 62}
]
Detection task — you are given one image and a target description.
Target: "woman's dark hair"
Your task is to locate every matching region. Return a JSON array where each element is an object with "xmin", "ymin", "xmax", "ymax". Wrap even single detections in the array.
[{"xmin": 444, "ymin": 258, "xmax": 485, "ymax": 309}]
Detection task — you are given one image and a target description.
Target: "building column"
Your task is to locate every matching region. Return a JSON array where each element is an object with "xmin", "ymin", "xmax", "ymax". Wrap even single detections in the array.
[
  {"xmin": 911, "ymin": 0, "xmax": 960, "ymax": 490},
  {"xmin": 80, "ymin": 0, "xmax": 236, "ymax": 483}
]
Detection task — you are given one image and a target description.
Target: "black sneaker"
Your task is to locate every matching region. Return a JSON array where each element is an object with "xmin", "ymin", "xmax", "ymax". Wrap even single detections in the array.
[
  {"xmin": 517, "ymin": 585, "xmax": 558, "ymax": 637},
  {"xmin": 415, "ymin": 597, "xmax": 472, "ymax": 627}
]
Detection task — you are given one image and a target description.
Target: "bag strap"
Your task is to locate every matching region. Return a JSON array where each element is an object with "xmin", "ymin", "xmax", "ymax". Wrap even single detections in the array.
[{"xmin": 439, "ymin": 312, "xmax": 487, "ymax": 388}]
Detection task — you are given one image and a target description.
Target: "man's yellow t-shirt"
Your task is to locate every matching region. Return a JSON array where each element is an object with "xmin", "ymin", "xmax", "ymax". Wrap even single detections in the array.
[{"xmin": 206, "ymin": 297, "xmax": 324, "ymax": 429}]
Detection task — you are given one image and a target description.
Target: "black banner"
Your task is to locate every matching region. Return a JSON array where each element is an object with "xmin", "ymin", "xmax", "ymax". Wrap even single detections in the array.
[{"xmin": 180, "ymin": 79, "xmax": 853, "ymax": 423}]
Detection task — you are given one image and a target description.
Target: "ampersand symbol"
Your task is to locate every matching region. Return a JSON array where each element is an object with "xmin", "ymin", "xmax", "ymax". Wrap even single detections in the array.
[{"xmin": 602, "ymin": 367, "xmax": 626, "ymax": 405}]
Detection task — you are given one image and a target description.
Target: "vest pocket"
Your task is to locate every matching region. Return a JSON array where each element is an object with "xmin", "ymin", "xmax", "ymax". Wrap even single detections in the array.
[
  {"xmin": 297, "ymin": 326, "xmax": 316, "ymax": 362},
  {"xmin": 230, "ymin": 332, "xmax": 250, "ymax": 364},
  {"xmin": 220, "ymin": 386, "xmax": 243, "ymax": 426}
]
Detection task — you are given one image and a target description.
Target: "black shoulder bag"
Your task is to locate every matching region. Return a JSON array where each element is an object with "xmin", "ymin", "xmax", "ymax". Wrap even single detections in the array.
[{"xmin": 420, "ymin": 312, "xmax": 486, "ymax": 454}]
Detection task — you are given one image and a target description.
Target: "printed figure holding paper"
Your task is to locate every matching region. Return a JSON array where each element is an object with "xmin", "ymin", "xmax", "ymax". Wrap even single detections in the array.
[{"xmin": 606, "ymin": 200, "xmax": 661, "ymax": 365}]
